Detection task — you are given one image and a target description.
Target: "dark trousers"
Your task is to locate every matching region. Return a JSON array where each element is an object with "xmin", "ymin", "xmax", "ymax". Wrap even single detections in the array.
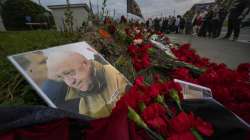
[
  {"xmin": 198, "ymin": 21, "xmax": 211, "ymax": 37},
  {"xmin": 212, "ymin": 19, "xmax": 219, "ymax": 38},
  {"xmin": 225, "ymin": 18, "xmax": 241, "ymax": 39},
  {"xmin": 185, "ymin": 23, "xmax": 192, "ymax": 34},
  {"xmin": 216, "ymin": 19, "xmax": 225, "ymax": 38},
  {"xmin": 175, "ymin": 25, "xmax": 179, "ymax": 33},
  {"xmin": 198, "ymin": 22, "xmax": 207, "ymax": 37}
]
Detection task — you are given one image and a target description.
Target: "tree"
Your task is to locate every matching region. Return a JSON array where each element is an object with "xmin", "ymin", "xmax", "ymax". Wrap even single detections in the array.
[
  {"xmin": 2, "ymin": 0, "xmax": 48, "ymax": 30},
  {"xmin": 64, "ymin": 0, "xmax": 74, "ymax": 32},
  {"xmin": 0, "ymin": 1, "xmax": 4, "ymax": 15}
]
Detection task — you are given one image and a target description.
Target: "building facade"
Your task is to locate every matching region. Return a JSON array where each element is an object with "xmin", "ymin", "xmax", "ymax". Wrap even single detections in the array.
[{"xmin": 48, "ymin": 3, "xmax": 90, "ymax": 32}]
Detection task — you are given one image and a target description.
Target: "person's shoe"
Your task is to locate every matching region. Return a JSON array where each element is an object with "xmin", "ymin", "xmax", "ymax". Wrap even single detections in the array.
[{"xmin": 232, "ymin": 37, "xmax": 238, "ymax": 41}]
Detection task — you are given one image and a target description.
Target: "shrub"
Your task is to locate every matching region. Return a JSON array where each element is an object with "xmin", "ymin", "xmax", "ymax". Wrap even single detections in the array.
[{"xmin": 2, "ymin": 0, "xmax": 51, "ymax": 30}]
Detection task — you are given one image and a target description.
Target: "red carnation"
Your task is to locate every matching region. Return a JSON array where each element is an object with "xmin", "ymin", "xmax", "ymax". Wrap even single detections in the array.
[
  {"xmin": 148, "ymin": 82, "xmax": 162, "ymax": 98},
  {"xmin": 141, "ymin": 103, "xmax": 168, "ymax": 135},
  {"xmin": 113, "ymin": 76, "xmax": 147, "ymax": 112},
  {"xmin": 168, "ymin": 131, "xmax": 196, "ymax": 140},
  {"xmin": 128, "ymin": 44, "xmax": 152, "ymax": 71},
  {"xmin": 171, "ymin": 43, "xmax": 212, "ymax": 68},
  {"xmin": 135, "ymin": 76, "xmax": 144, "ymax": 86},
  {"xmin": 170, "ymin": 112, "xmax": 191, "ymax": 133},
  {"xmin": 194, "ymin": 117, "xmax": 214, "ymax": 136},
  {"xmin": 171, "ymin": 68, "xmax": 197, "ymax": 83},
  {"xmin": 135, "ymin": 33, "xmax": 143, "ymax": 40},
  {"xmin": 170, "ymin": 112, "xmax": 214, "ymax": 137},
  {"xmin": 162, "ymin": 81, "xmax": 183, "ymax": 100},
  {"xmin": 237, "ymin": 63, "xmax": 250, "ymax": 81},
  {"xmin": 128, "ymin": 45, "xmax": 137, "ymax": 56}
]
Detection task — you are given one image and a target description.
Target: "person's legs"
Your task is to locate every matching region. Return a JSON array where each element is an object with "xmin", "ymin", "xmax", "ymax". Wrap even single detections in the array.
[
  {"xmin": 199, "ymin": 23, "xmax": 206, "ymax": 37},
  {"xmin": 208, "ymin": 21, "xmax": 213, "ymax": 37},
  {"xmin": 233, "ymin": 19, "xmax": 241, "ymax": 40},
  {"xmin": 166, "ymin": 25, "xmax": 170, "ymax": 33},
  {"xmin": 212, "ymin": 20, "xmax": 219, "ymax": 38},
  {"xmin": 216, "ymin": 20, "xmax": 224, "ymax": 38},
  {"xmin": 223, "ymin": 18, "xmax": 233, "ymax": 39},
  {"xmin": 189, "ymin": 24, "xmax": 193, "ymax": 35}
]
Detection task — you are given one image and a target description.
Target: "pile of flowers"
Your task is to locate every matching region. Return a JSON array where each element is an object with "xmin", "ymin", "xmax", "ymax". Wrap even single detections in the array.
[
  {"xmin": 123, "ymin": 24, "xmax": 250, "ymax": 125},
  {"xmin": 114, "ymin": 76, "xmax": 214, "ymax": 140},
  {"xmin": 98, "ymin": 20, "xmax": 249, "ymax": 139},
  {"xmin": 171, "ymin": 44, "xmax": 211, "ymax": 68},
  {"xmin": 171, "ymin": 45, "xmax": 250, "ymax": 123},
  {"xmin": 112, "ymin": 25, "xmax": 215, "ymax": 140}
]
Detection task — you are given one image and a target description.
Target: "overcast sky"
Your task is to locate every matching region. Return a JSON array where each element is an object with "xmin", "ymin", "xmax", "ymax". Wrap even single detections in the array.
[{"xmin": 36, "ymin": 0, "xmax": 214, "ymax": 18}]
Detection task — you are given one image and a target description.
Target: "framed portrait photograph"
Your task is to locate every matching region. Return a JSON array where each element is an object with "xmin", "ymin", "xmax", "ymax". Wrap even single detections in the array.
[{"xmin": 8, "ymin": 42, "xmax": 130, "ymax": 118}]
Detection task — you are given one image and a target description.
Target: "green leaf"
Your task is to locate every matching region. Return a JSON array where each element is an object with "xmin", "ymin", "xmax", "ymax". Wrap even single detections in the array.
[
  {"xmin": 139, "ymin": 102, "xmax": 146, "ymax": 112},
  {"xmin": 128, "ymin": 106, "xmax": 148, "ymax": 129},
  {"xmin": 191, "ymin": 128, "xmax": 204, "ymax": 140},
  {"xmin": 170, "ymin": 90, "xmax": 183, "ymax": 111}
]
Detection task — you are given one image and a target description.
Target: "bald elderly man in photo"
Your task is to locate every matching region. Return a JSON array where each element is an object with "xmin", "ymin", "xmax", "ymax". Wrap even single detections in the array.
[{"xmin": 41, "ymin": 51, "xmax": 129, "ymax": 118}]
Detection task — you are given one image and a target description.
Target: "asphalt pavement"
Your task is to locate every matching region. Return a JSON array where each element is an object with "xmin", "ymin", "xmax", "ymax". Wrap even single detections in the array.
[{"xmin": 168, "ymin": 28, "xmax": 250, "ymax": 69}]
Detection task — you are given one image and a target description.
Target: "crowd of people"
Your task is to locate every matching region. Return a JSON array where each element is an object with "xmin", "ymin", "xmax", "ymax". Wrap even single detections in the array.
[
  {"xmin": 145, "ymin": 16, "xmax": 186, "ymax": 34},
  {"xmin": 144, "ymin": 0, "xmax": 249, "ymax": 41}
]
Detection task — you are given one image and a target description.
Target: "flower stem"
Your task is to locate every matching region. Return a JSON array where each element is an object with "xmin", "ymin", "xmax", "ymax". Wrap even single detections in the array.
[
  {"xmin": 191, "ymin": 128, "xmax": 204, "ymax": 140},
  {"xmin": 145, "ymin": 127, "xmax": 165, "ymax": 140},
  {"xmin": 128, "ymin": 107, "xmax": 148, "ymax": 128},
  {"xmin": 155, "ymin": 95, "xmax": 173, "ymax": 118},
  {"xmin": 170, "ymin": 90, "xmax": 183, "ymax": 111},
  {"xmin": 163, "ymin": 102, "xmax": 173, "ymax": 118}
]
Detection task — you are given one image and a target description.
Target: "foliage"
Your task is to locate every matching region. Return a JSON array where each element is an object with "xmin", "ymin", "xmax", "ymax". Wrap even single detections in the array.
[
  {"xmin": 0, "ymin": 30, "xmax": 81, "ymax": 105},
  {"xmin": 2, "ymin": 0, "xmax": 50, "ymax": 30}
]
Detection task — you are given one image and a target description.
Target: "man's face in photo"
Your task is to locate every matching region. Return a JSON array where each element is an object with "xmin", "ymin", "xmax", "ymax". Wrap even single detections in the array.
[{"xmin": 54, "ymin": 53, "xmax": 93, "ymax": 92}]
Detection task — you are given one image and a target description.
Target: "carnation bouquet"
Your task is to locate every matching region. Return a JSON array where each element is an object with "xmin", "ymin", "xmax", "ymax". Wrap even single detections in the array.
[
  {"xmin": 114, "ymin": 76, "xmax": 214, "ymax": 140},
  {"xmin": 95, "ymin": 19, "xmax": 250, "ymax": 139}
]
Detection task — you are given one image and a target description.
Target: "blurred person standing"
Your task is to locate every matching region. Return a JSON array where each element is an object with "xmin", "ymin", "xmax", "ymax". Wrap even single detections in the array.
[
  {"xmin": 160, "ymin": 17, "xmax": 164, "ymax": 32},
  {"xmin": 146, "ymin": 19, "xmax": 149, "ymax": 28},
  {"xmin": 179, "ymin": 16, "xmax": 186, "ymax": 33},
  {"xmin": 175, "ymin": 15, "xmax": 181, "ymax": 33},
  {"xmin": 211, "ymin": 5, "xmax": 220, "ymax": 38},
  {"xmin": 199, "ymin": 8, "xmax": 213, "ymax": 37},
  {"xmin": 148, "ymin": 18, "xmax": 153, "ymax": 29},
  {"xmin": 154, "ymin": 17, "xmax": 160, "ymax": 31},
  {"xmin": 185, "ymin": 11, "xmax": 194, "ymax": 35},
  {"xmin": 162, "ymin": 17, "xmax": 169, "ymax": 33},
  {"xmin": 216, "ymin": 5, "xmax": 228, "ymax": 38},
  {"xmin": 223, "ymin": 0, "xmax": 250, "ymax": 41},
  {"xmin": 171, "ymin": 16, "xmax": 176, "ymax": 32},
  {"xmin": 192, "ymin": 11, "xmax": 203, "ymax": 36},
  {"xmin": 168, "ymin": 16, "xmax": 173, "ymax": 32}
]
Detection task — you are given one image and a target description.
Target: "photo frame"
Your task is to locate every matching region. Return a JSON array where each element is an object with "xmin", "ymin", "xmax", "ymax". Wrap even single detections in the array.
[{"xmin": 8, "ymin": 42, "xmax": 130, "ymax": 118}]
